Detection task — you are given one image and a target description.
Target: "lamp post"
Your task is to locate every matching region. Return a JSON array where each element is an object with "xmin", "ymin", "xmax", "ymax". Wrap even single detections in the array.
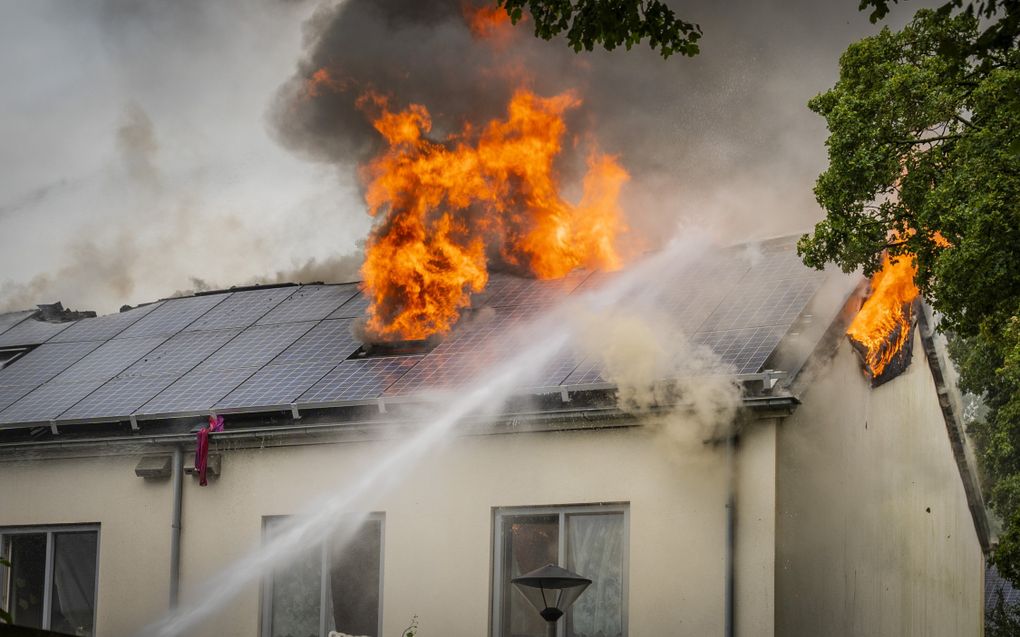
[{"xmin": 511, "ymin": 563, "xmax": 592, "ymax": 637}]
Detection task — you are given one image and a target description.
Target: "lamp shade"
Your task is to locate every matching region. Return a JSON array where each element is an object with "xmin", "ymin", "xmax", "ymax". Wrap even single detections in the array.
[{"xmin": 511, "ymin": 563, "xmax": 592, "ymax": 622}]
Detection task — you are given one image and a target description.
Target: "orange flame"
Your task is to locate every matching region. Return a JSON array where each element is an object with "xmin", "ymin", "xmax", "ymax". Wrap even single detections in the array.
[
  {"xmin": 847, "ymin": 232, "xmax": 948, "ymax": 377},
  {"xmin": 305, "ymin": 68, "xmax": 349, "ymax": 98},
  {"xmin": 847, "ymin": 251, "xmax": 919, "ymax": 377},
  {"xmin": 359, "ymin": 89, "xmax": 628, "ymax": 341},
  {"xmin": 462, "ymin": 3, "xmax": 515, "ymax": 40}
]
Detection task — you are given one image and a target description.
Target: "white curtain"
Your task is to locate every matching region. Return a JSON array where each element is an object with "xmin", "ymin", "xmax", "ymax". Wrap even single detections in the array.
[
  {"xmin": 567, "ymin": 514, "xmax": 624, "ymax": 637},
  {"xmin": 266, "ymin": 519, "xmax": 321, "ymax": 637},
  {"xmin": 51, "ymin": 532, "xmax": 98, "ymax": 637}
]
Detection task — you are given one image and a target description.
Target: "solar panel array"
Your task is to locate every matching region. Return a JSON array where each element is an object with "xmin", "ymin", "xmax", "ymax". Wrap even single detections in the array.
[
  {"xmin": 0, "ymin": 236, "xmax": 832, "ymax": 428},
  {"xmin": 0, "ymin": 318, "xmax": 74, "ymax": 347},
  {"xmin": 0, "ymin": 310, "xmax": 35, "ymax": 337},
  {"xmin": 48, "ymin": 302, "xmax": 165, "ymax": 343}
]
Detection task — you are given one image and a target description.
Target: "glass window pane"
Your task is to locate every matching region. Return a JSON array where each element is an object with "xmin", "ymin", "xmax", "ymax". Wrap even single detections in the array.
[
  {"xmin": 566, "ymin": 513, "xmax": 625, "ymax": 637},
  {"xmin": 502, "ymin": 515, "xmax": 559, "ymax": 637},
  {"xmin": 265, "ymin": 518, "xmax": 322, "ymax": 637},
  {"xmin": 50, "ymin": 531, "xmax": 98, "ymax": 637},
  {"xmin": 325, "ymin": 518, "xmax": 382, "ymax": 637},
  {"xmin": 4, "ymin": 533, "xmax": 47, "ymax": 629}
]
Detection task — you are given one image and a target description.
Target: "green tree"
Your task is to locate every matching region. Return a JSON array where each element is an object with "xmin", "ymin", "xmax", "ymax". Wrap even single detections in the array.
[
  {"xmin": 798, "ymin": 1, "xmax": 1020, "ymax": 580},
  {"xmin": 495, "ymin": 0, "xmax": 702, "ymax": 58}
]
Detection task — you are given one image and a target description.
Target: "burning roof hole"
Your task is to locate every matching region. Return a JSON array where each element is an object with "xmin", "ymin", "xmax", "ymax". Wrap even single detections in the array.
[{"xmin": 346, "ymin": 337, "xmax": 440, "ymax": 359}]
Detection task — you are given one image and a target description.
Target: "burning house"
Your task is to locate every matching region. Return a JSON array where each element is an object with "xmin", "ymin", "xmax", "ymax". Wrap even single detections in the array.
[
  {"xmin": 0, "ymin": 1, "xmax": 994, "ymax": 635},
  {"xmin": 0, "ymin": 234, "xmax": 990, "ymax": 637}
]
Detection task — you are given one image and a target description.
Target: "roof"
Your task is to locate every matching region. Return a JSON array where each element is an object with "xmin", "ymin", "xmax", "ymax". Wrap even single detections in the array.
[
  {"xmin": 986, "ymin": 563, "xmax": 1020, "ymax": 612},
  {"xmin": 0, "ymin": 235, "xmax": 841, "ymax": 430}
]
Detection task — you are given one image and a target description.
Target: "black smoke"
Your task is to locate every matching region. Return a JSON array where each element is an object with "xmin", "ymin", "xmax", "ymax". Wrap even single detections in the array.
[{"xmin": 270, "ymin": 0, "xmax": 889, "ymax": 246}]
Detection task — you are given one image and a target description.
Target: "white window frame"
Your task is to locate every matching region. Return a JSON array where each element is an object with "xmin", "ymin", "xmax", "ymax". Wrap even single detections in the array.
[
  {"xmin": 260, "ymin": 513, "xmax": 385, "ymax": 637},
  {"xmin": 0, "ymin": 524, "xmax": 101, "ymax": 633},
  {"xmin": 490, "ymin": 503, "xmax": 630, "ymax": 637}
]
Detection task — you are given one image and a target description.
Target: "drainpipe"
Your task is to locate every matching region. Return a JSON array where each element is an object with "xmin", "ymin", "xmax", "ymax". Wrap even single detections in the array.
[
  {"xmin": 169, "ymin": 445, "xmax": 184, "ymax": 610},
  {"xmin": 724, "ymin": 432, "xmax": 737, "ymax": 637}
]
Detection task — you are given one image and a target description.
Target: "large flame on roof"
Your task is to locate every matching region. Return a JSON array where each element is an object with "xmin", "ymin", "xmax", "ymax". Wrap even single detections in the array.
[
  {"xmin": 846, "ymin": 251, "xmax": 919, "ymax": 378},
  {"xmin": 357, "ymin": 88, "xmax": 628, "ymax": 341}
]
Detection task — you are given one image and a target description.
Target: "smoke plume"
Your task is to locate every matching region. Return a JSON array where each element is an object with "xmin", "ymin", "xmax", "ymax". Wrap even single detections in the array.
[
  {"xmin": 575, "ymin": 307, "xmax": 741, "ymax": 442},
  {"xmin": 1, "ymin": 0, "xmax": 911, "ymax": 314}
]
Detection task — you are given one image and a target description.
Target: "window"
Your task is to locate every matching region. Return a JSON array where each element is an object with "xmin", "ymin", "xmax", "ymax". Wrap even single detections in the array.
[
  {"xmin": 262, "ymin": 514, "xmax": 383, "ymax": 637},
  {"xmin": 492, "ymin": 504, "xmax": 628, "ymax": 637},
  {"xmin": 0, "ymin": 525, "xmax": 100, "ymax": 636}
]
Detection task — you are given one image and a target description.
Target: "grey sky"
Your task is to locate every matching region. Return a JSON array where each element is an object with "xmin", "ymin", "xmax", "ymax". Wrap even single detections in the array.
[{"xmin": 0, "ymin": 0, "xmax": 920, "ymax": 314}]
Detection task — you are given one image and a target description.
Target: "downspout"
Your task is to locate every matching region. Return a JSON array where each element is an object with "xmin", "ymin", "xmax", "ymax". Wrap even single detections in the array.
[
  {"xmin": 169, "ymin": 445, "xmax": 184, "ymax": 610},
  {"xmin": 724, "ymin": 432, "xmax": 737, "ymax": 637}
]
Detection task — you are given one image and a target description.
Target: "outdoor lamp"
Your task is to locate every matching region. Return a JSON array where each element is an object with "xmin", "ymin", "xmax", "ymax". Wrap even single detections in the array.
[{"xmin": 511, "ymin": 563, "xmax": 592, "ymax": 637}]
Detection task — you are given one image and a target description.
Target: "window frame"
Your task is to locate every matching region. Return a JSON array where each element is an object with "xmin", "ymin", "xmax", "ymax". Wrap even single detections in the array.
[
  {"xmin": 0, "ymin": 523, "xmax": 101, "ymax": 634},
  {"xmin": 490, "ymin": 503, "xmax": 630, "ymax": 637},
  {"xmin": 260, "ymin": 513, "xmax": 385, "ymax": 637}
]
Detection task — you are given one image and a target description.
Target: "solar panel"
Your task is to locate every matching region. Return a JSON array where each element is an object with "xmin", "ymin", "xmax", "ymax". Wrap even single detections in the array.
[
  {"xmin": 47, "ymin": 302, "xmax": 165, "ymax": 343},
  {"xmin": 385, "ymin": 307, "xmax": 539, "ymax": 395},
  {"xmin": 258, "ymin": 284, "xmax": 360, "ymax": 325},
  {"xmin": 136, "ymin": 368, "xmax": 258, "ymax": 415},
  {"xmin": 0, "ymin": 318, "xmax": 74, "ymax": 347},
  {"xmin": 122, "ymin": 329, "xmax": 242, "ymax": 377},
  {"xmin": 0, "ymin": 310, "xmax": 34, "ymax": 336},
  {"xmin": 472, "ymin": 271, "xmax": 591, "ymax": 308},
  {"xmin": 215, "ymin": 362, "xmax": 338, "ymax": 409},
  {"xmin": 300, "ymin": 356, "xmax": 423, "ymax": 403},
  {"xmin": 328, "ymin": 290, "xmax": 371, "ymax": 319},
  {"xmin": 0, "ymin": 385, "xmax": 37, "ymax": 413},
  {"xmin": 693, "ymin": 325, "xmax": 790, "ymax": 374},
  {"xmin": 527, "ymin": 350, "xmax": 582, "ymax": 388},
  {"xmin": 0, "ymin": 341, "xmax": 103, "ymax": 389},
  {"xmin": 184, "ymin": 287, "xmax": 297, "ymax": 332},
  {"xmin": 269, "ymin": 319, "xmax": 361, "ymax": 366},
  {"xmin": 698, "ymin": 276, "xmax": 823, "ymax": 334},
  {"xmin": 116, "ymin": 293, "xmax": 231, "ymax": 338},
  {"xmin": 0, "ymin": 377, "xmax": 110, "ymax": 425},
  {"xmin": 193, "ymin": 322, "xmax": 316, "ymax": 372},
  {"xmin": 561, "ymin": 356, "xmax": 605, "ymax": 386},
  {"xmin": 58, "ymin": 374, "xmax": 182, "ymax": 421},
  {"xmin": 49, "ymin": 336, "xmax": 167, "ymax": 383}
]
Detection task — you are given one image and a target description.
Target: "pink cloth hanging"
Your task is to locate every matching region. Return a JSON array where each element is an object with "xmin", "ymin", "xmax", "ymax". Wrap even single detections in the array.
[{"xmin": 195, "ymin": 416, "xmax": 224, "ymax": 487}]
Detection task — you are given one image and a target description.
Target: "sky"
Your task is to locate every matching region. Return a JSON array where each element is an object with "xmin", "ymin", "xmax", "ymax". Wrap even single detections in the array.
[{"xmin": 0, "ymin": 0, "xmax": 922, "ymax": 314}]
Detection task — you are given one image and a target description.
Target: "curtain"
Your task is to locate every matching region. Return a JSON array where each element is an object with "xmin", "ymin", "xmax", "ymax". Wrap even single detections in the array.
[
  {"xmin": 326, "ymin": 519, "xmax": 381, "ymax": 637},
  {"xmin": 506, "ymin": 516, "xmax": 558, "ymax": 637},
  {"xmin": 266, "ymin": 518, "xmax": 321, "ymax": 637},
  {"xmin": 50, "ymin": 532, "xmax": 98, "ymax": 637},
  {"xmin": 567, "ymin": 514, "xmax": 624, "ymax": 637}
]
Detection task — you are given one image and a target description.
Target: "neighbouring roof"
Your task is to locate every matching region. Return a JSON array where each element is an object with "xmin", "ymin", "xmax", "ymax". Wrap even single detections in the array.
[
  {"xmin": 0, "ymin": 236, "xmax": 843, "ymax": 430},
  {"xmin": 986, "ymin": 563, "xmax": 1020, "ymax": 612}
]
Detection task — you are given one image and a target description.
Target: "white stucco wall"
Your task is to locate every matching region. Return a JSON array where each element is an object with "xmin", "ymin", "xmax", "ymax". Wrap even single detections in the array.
[
  {"xmin": 0, "ymin": 413, "xmax": 781, "ymax": 637},
  {"xmin": 179, "ymin": 422, "xmax": 741, "ymax": 637},
  {"xmin": 776, "ymin": 332, "xmax": 985, "ymax": 636},
  {"xmin": 0, "ymin": 454, "xmax": 172, "ymax": 637}
]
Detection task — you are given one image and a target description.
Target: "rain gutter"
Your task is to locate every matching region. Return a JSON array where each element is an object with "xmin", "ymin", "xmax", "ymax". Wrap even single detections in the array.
[{"xmin": 0, "ymin": 396, "xmax": 798, "ymax": 456}]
